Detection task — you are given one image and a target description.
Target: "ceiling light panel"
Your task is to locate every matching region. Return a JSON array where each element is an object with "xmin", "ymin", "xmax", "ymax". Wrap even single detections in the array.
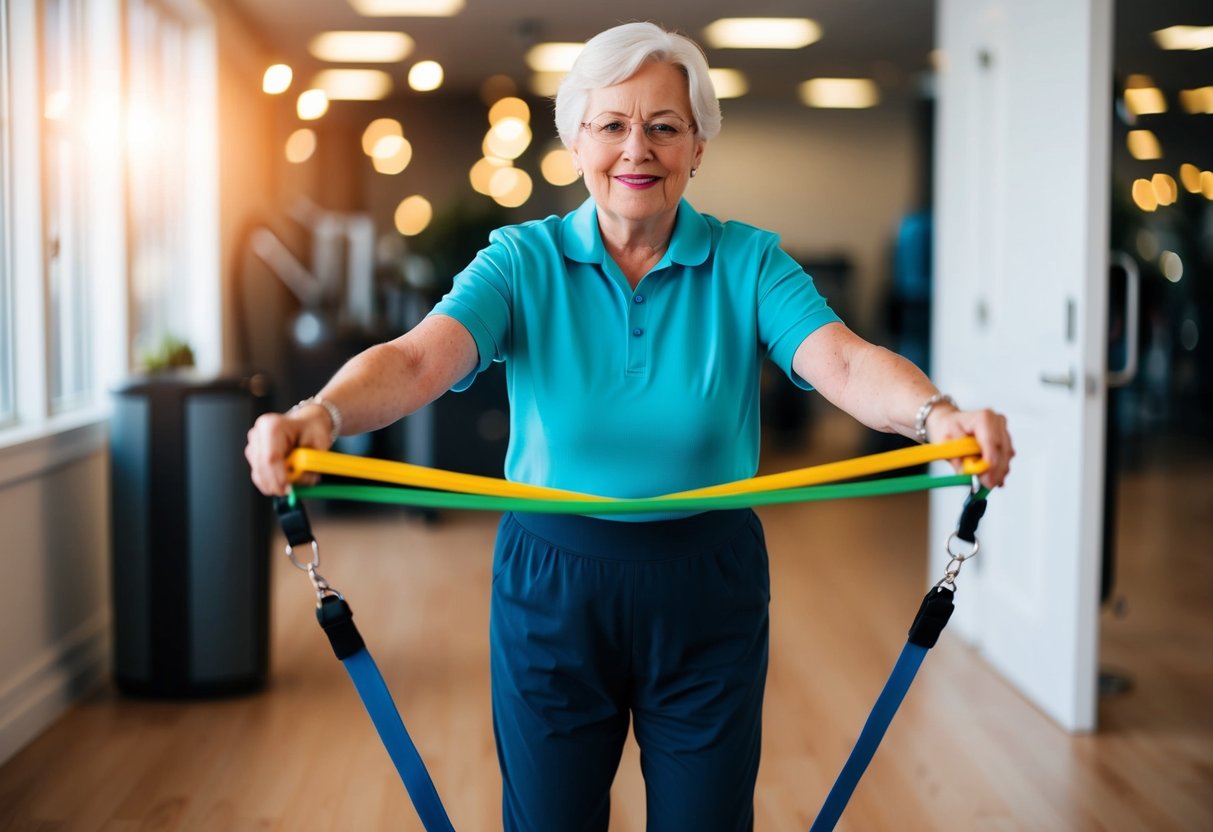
[
  {"xmin": 799, "ymin": 78, "xmax": 880, "ymax": 109},
  {"xmin": 525, "ymin": 43, "xmax": 583, "ymax": 72},
  {"xmin": 309, "ymin": 31, "xmax": 413, "ymax": 63},
  {"xmin": 709, "ymin": 69, "xmax": 749, "ymax": 99},
  {"xmin": 1152, "ymin": 25, "xmax": 1213, "ymax": 51},
  {"xmin": 703, "ymin": 18, "xmax": 821, "ymax": 50},
  {"xmin": 313, "ymin": 69, "xmax": 394, "ymax": 100},
  {"xmin": 348, "ymin": 0, "xmax": 464, "ymax": 16}
]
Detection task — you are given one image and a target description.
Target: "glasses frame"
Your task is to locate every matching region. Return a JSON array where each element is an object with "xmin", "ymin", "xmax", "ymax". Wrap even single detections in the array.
[{"xmin": 579, "ymin": 115, "xmax": 696, "ymax": 146}]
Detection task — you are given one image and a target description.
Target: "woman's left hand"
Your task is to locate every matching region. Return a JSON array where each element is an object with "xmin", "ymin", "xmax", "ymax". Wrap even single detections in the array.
[{"xmin": 926, "ymin": 406, "xmax": 1015, "ymax": 489}]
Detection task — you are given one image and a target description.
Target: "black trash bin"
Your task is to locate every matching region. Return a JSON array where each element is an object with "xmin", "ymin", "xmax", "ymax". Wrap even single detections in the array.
[{"xmin": 110, "ymin": 373, "xmax": 272, "ymax": 697}]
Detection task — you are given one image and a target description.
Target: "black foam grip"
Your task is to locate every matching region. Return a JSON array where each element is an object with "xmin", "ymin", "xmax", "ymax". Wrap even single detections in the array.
[
  {"xmin": 907, "ymin": 586, "xmax": 955, "ymax": 648},
  {"xmin": 316, "ymin": 595, "xmax": 366, "ymax": 660},
  {"xmin": 956, "ymin": 495, "xmax": 988, "ymax": 544},
  {"xmin": 273, "ymin": 496, "xmax": 315, "ymax": 547}
]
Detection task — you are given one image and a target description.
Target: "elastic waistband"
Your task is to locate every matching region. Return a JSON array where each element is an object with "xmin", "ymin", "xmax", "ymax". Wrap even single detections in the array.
[{"xmin": 506, "ymin": 509, "xmax": 754, "ymax": 562}]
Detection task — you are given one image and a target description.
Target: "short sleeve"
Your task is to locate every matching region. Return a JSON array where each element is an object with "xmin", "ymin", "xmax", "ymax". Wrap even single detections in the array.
[
  {"xmin": 427, "ymin": 233, "xmax": 515, "ymax": 391},
  {"xmin": 756, "ymin": 237, "xmax": 842, "ymax": 390}
]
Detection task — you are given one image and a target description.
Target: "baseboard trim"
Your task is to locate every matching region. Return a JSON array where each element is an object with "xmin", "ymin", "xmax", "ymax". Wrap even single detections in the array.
[{"xmin": 0, "ymin": 613, "xmax": 110, "ymax": 766}]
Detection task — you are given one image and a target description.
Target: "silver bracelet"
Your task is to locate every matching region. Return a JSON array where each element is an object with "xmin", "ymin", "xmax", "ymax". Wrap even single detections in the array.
[
  {"xmin": 291, "ymin": 396, "xmax": 343, "ymax": 445},
  {"xmin": 914, "ymin": 393, "xmax": 956, "ymax": 444}
]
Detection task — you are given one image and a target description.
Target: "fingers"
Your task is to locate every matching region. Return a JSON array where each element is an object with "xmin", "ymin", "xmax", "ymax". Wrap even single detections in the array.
[
  {"xmin": 966, "ymin": 409, "xmax": 1014, "ymax": 489},
  {"xmin": 932, "ymin": 407, "xmax": 1014, "ymax": 490},
  {"xmin": 246, "ymin": 403, "xmax": 341, "ymax": 497},
  {"xmin": 245, "ymin": 413, "xmax": 299, "ymax": 497}
]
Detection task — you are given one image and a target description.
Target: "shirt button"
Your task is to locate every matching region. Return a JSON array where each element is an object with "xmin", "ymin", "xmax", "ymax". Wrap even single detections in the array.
[
  {"xmin": 633, "ymin": 294, "xmax": 645, "ymax": 304},
  {"xmin": 632, "ymin": 327, "xmax": 644, "ymax": 337}
]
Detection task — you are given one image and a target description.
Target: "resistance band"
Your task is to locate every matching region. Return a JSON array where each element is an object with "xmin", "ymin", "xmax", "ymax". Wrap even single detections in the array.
[
  {"xmin": 272, "ymin": 443, "xmax": 991, "ymax": 831},
  {"xmin": 294, "ymin": 471, "xmax": 972, "ymax": 513},
  {"xmin": 285, "ymin": 435, "xmax": 988, "ymax": 502}
]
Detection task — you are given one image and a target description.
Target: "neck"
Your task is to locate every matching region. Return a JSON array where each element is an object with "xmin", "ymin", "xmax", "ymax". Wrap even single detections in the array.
[{"xmin": 597, "ymin": 209, "xmax": 676, "ymax": 265}]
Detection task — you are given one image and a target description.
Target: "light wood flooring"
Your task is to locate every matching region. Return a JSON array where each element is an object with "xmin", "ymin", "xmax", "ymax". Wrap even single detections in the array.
[{"xmin": 1, "ymin": 430, "xmax": 1210, "ymax": 831}]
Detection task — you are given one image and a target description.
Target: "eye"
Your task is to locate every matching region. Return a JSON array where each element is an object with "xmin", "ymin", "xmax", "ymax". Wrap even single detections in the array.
[
  {"xmin": 597, "ymin": 120, "xmax": 627, "ymax": 134},
  {"xmin": 648, "ymin": 121, "xmax": 681, "ymax": 135}
]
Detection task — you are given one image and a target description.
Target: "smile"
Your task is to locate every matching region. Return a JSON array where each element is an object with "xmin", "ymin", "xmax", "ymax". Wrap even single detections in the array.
[{"xmin": 614, "ymin": 174, "xmax": 661, "ymax": 189}]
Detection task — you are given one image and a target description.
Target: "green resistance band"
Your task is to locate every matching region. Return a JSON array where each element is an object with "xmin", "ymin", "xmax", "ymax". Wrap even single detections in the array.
[{"xmin": 293, "ymin": 472, "xmax": 974, "ymax": 514}]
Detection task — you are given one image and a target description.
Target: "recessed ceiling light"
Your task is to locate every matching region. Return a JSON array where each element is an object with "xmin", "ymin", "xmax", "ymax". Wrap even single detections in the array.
[
  {"xmin": 1126, "ymin": 129, "xmax": 1162, "ymax": 160},
  {"xmin": 799, "ymin": 78, "xmax": 880, "ymax": 109},
  {"xmin": 313, "ymin": 69, "xmax": 394, "ymax": 100},
  {"xmin": 1179, "ymin": 163, "xmax": 1201, "ymax": 193},
  {"xmin": 408, "ymin": 61, "xmax": 444, "ymax": 92},
  {"xmin": 296, "ymin": 89, "xmax": 329, "ymax": 121},
  {"xmin": 285, "ymin": 129, "xmax": 316, "ymax": 164},
  {"xmin": 348, "ymin": 0, "xmax": 464, "ymax": 16},
  {"xmin": 1124, "ymin": 86, "xmax": 1166, "ymax": 116},
  {"xmin": 263, "ymin": 64, "xmax": 293, "ymax": 94},
  {"xmin": 1152, "ymin": 25, "xmax": 1213, "ymax": 51},
  {"xmin": 525, "ymin": 43, "xmax": 583, "ymax": 73},
  {"xmin": 309, "ymin": 31, "xmax": 413, "ymax": 63},
  {"xmin": 703, "ymin": 18, "xmax": 821, "ymax": 50},
  {"xmin": 395, "ymin": 195, "xmax": 433, "ymax": 237},
  {"xmin": 1179, "ymin": 86, "xmax": 1213, "ymax": 114},
  {"xmin": 361, "ymin": 118, "xmax": 403, "ymax": 156}
]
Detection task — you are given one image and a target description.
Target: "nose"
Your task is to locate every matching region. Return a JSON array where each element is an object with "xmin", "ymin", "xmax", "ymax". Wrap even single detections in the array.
[{"xmin": 620, "ymin": 123, "xmax": 655, "ymax": 159}]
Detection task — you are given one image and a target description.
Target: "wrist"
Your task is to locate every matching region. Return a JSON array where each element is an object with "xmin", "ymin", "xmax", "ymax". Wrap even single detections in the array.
[
  {"xmin": 290, "ymin": 395, "xmax": 343, "ymax": 445},
  {"xmin": 914, "ymin": 393, "xmax": 956, "ymax": 444}
]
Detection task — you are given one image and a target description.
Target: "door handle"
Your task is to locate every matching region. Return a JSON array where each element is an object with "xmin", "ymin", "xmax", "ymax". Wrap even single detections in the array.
[
  {"xmin": 1040, "ymin": 369, "xmax": 1076, "ymax": 390},
  {"xmin": 1107, "ymin": 251, "xmax": 1140, "ymax": 388}
]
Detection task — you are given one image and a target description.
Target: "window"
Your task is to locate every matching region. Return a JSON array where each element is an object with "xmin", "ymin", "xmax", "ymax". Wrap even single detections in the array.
[
  {"xmin": 43, "ymin": 0, "xmax": 91, "ymax": 411},
  {"xmin": 128, "ymin": 0, "xmax": 188, "ymax": 359},
  {"xmin": 0, "ymin": 0, "xmax": 219, "ymax": 460},
  {"xmin": 126, "ymin": 0, "xmax": 219, "ymax": 370},
  {"xmin": 0, "ymin": 2, "xmax": 14, "ymax": 426}
]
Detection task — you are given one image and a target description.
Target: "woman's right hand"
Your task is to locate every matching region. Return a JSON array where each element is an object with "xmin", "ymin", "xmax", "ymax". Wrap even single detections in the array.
[{"xmin": 244, "ymin": 406, "xmax": 333, "ymax": 496}]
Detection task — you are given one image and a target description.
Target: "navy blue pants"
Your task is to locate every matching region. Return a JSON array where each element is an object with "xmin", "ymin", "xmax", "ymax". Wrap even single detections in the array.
[{"xmin": 490, "ymin": 509, "xmax": 770, "ymax": 832}]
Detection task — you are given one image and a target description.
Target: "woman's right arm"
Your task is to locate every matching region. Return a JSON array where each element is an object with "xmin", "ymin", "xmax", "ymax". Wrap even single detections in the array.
[{"xmin": 245, "ymin": 314, "xmax": 479, "ymax": 495}]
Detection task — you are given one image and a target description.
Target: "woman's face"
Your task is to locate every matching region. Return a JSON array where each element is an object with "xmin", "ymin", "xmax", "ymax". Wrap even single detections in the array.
[{"xmin": 570, "ymin": 60, "xmax": 705, "ymax": 230}]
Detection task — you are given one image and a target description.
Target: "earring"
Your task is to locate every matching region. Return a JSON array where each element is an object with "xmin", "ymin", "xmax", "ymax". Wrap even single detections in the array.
[
  {"xmin": 576, "ymin": 169, "xmax": 583, "ymax": 177},
  {"xmin": 690, "ymin": 168, "xmax": 697, "ymax": 178}
]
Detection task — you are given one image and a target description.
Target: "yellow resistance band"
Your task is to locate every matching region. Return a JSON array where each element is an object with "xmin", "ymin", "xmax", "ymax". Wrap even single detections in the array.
[{"xmin": 287, "ymin": 436, "xmax": 987, "ymax": 503}]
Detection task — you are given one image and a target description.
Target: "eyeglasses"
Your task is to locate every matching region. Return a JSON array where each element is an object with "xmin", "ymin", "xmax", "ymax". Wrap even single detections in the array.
[{"xmin": 580, "ymin": 116, "xmax": 695, "ymax": 146}]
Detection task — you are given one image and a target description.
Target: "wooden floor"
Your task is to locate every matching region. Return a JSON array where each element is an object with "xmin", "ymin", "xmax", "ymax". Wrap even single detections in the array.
[{"xmin": 2, "ymin": 429, "xmax": 1211, "ymax": 831}]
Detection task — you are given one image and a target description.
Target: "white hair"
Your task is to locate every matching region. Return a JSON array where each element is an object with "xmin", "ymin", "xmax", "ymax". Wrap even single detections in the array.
[{"xmin": 553, "ymin": 21, "xmax": 721, "ymax": 148}]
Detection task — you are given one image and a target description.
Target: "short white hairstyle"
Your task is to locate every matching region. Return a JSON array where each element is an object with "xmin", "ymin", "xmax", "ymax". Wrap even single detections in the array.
[{"xmin": 553, "ymin": 21, "xmax": 721, "ymax": 148}]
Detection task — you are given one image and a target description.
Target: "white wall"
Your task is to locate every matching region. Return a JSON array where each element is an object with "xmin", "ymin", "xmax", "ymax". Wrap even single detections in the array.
[
  {"xmin": 0, "ymin": 442, "xmax": 111, "ymax": 764},
  {"xmin": 690, "ymin": 97, "xmax": 922, "ymax": 334}
]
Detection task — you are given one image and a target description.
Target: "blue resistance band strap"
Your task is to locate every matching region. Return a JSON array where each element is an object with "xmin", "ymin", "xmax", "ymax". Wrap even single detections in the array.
[
  {"xmin": 809, "ymin": 642, "xmax": 928, "ymax": 831},
  {"xmin": 341, "ymin": 649, "xmax": 456, "ymax": 832},
  {"xmin": 315, "ymin": 594, "xmax": 455, "ymax": 832},
  {"xmin": 809, "ymin": 585, "xmax": 955, "ymax": 832}
]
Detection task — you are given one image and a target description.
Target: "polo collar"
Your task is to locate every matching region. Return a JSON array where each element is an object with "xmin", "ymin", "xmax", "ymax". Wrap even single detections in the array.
[{"xmin": 561, "ymin": 197, "xmax": 711, "ymax": 268}]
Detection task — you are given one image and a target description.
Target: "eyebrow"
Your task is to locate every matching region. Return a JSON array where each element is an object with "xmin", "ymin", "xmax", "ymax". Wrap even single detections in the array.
[{"xmin": 590, "ymin": 108, "xmax": 686, "ymax": 120}]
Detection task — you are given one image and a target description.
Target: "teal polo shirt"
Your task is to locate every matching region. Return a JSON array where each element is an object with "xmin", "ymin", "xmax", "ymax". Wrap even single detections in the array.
[{"xmin": 429, "ymin": 197, "xmax": 840, "ymax": 515}]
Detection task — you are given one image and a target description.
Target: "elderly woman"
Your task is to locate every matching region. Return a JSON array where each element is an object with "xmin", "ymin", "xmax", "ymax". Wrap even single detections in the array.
[{"xmin": 246, "ymin": 21, "xmax": 1013, "ymax": 832}]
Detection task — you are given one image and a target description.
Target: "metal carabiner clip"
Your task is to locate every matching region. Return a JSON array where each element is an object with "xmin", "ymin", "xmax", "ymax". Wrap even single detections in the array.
[
  {"xmin": 305, "ymin": 565, "xmax": 344, "ymax": 606},
  {"xmin": 285, "ymin": 539, "xmax": 321, "ymax": 573}
]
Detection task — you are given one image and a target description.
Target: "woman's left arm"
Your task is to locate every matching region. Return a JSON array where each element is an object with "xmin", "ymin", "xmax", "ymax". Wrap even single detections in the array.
[{"xmin": 792, "ymin": 321, "xmax": 1014, "ymax": 488}]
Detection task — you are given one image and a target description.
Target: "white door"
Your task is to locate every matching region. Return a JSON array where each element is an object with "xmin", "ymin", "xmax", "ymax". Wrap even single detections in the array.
[{"xmin": 929, "ymin": 0, "xmax": 1113, "ymax": 731}]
